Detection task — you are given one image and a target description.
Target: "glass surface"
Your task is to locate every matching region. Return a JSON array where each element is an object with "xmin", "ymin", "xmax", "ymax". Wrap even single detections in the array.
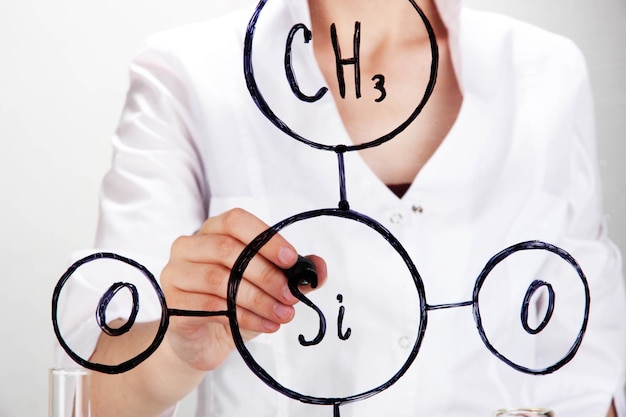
[
  {"xmin": 49, "ymin": 368, "xmax": 91, "ymax": 417},
  {"xmin": 493, "ymin": 409, "xmax": 554, "ymax": 417}
]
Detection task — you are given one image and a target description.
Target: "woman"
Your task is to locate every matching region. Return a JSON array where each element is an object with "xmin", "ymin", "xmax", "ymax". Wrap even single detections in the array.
[{"xmin": 56, "ymin": 0, "xmax": 625, "ymax": 416}]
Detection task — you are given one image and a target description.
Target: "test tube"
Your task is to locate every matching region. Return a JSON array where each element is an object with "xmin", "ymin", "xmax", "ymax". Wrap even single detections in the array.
[
  {"xmin": 49, "ymin": 368, "xmax": 91, "ymax": 417},
  {"xmin": 493, "ymin": 409, "xmax": 554, "ymax": 417}
]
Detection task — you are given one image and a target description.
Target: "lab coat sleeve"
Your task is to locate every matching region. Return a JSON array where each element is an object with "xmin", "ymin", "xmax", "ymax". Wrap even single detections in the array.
[
  {"xmin": 53, "ymin": 38, "xmax": 208, "ymax": 417},
  {"xmin": 96, "ymin": 37, "xmax": 208, "ymax": 254},
  {"xmin": 531, "ymin": 39, "xmax": 626, "ymax": 417}
]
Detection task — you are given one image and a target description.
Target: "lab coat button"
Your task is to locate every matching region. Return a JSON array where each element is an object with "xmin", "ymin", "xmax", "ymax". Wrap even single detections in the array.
[
  {"xmin": 398, "ymin": 336, "xmax": 411, "ymax": 349},
  {"xmin": 390, "ymin": 213, "xmax": 403, "ymax": 224},
  {"xmin": 412, "ymin": 204, "xmax": 423, "ymax": 214}
]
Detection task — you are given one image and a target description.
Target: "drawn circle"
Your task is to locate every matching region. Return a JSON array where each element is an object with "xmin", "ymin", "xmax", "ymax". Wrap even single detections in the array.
[
  {"xmin": 472, "ymin": 241, "xmax": 590, "ymax": 374},
  {"xmin": 51, "ymin": 252, "xmax": 169, "ymax": 374},
  {"xmin": 244, "ymin": 0, "xmax": 439, "ymax": 152},
  {"xmin": 227, "ymin": 208, "xmax": 428, "ymax": 406},
  {"xmin": 520, "ymin": 280, "xmax": 555, "ymax": 335},
  {"xmin": 96, "ymin": 282, "xmax": 140, "ymax": 337}
]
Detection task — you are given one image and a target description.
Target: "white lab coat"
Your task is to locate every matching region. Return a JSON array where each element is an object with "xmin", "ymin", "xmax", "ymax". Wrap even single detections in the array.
[{"xmin": 55, "ymin": 0, "xmax": 626, "ymax": 416}]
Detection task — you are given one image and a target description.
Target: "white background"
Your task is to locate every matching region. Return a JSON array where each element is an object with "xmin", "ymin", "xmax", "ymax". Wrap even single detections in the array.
[{"xmin": 0, "ymin": 1, "xmax": 624, "ymax": 416}]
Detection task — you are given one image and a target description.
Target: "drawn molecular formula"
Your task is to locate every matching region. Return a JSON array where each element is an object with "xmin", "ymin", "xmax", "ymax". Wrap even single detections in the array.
[{"xmin": 52, "ymin": 1, "xmax": 591, "ymax": 416}]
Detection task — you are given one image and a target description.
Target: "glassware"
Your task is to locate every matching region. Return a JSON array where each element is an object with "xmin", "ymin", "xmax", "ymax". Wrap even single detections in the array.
[
  {"xmin": 49, "ymin": 368, "xmax": 91, "ymax": 417},
  {"xmin": 493, "ymin": 409, "xmax": 554, "ymax": 417}
]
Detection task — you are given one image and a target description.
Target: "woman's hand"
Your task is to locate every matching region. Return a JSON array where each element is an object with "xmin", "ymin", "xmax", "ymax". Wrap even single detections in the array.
[{"xmin": 160, "ymin": 208, "xmax": 327, "ymax": 371}]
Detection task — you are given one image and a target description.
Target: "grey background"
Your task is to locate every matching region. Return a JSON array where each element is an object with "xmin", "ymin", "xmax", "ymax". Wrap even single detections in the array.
[{"xmin": 0, "ymin": 1, "xmax": 623, "ymax": 416}]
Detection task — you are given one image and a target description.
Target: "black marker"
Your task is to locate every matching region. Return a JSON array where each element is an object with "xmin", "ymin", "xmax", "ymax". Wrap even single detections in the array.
[{"xmin": 284, "ymin": 255, "xmax": 318, "ymax": 287}]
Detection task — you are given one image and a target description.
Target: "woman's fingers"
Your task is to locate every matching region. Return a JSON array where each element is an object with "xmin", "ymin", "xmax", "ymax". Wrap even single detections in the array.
[
  {"xmin": 167, "ymin": 259, "xmax": 295, "ymax": 327},
  {"xmin": 198, "ymin": 208, "xmax": 299, "ymax": 269},
  {"xmin": 170, "ymin": 232, "xmax": 300, "ymax": 305},
  {"xmin": 166, "ymin": 290, "xmax": 285, "ymax": 334},
  {"xmin": 162, "ymin": 208, "xmax": 329, "ymax": 342}
]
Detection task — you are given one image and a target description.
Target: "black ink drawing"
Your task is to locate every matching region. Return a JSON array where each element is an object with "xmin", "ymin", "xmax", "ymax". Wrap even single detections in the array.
[{"xmin": 52, "ymin": 1, "xmax": 591, "ymax": 416}]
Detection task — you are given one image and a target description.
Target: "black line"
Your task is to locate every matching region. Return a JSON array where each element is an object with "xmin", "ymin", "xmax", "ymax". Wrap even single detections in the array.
[
  {"xmin": 169, "ymin": 309, "xmax": 229, "ymax": 317},
  {"xmin": 427, "ymin": 301, "xmax": 473, "ymax": 311}
]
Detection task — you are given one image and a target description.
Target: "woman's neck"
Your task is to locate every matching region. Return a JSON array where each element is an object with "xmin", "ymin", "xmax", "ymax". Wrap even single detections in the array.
[
  {"xmin": 307, "ymin": 0, "xmax": 447, "ymax": 47},
  {"xmin": 304, "ymin": 0, "xmax": 462, "ymax": 185}
]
